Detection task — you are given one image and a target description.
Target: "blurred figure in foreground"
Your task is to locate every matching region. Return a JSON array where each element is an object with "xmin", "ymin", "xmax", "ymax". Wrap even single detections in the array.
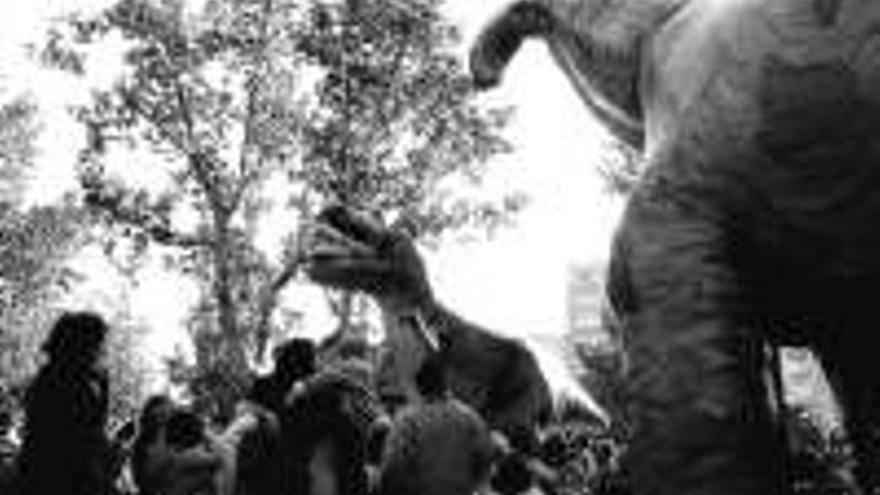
[
  {"xmin": 16, "ymin": 311, "xmax": 112, "ymax": 495},
  {"xmin": 0, "ymin": 404, "xmax": 19, "ymax": 493},
  {"xmin": 377, "ymin": 352, "xmax": 496, "ymax": 495},
  {"xmin": 248, "ymin": 338, "xmax": 317, "ymax": 418},
  {"xmin": 131, "ymin": 395, "xmax": 227, "ymax": 495}
]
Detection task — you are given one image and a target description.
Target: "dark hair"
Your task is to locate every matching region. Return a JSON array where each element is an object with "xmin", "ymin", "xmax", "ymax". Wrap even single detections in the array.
[
  {"xmin": 42, "ymin": 312, "xmax": 108, "ymax": 364},
  {"xmin": 138, "ymin": 395, "xmax": 174, "ymax": 434},
  {"xmin": 274, "ymin": 338, "xmax": 317, "ymax": 383},
  {"xmin": 114, "ymin": 419, "xmax": 137, "ymax": 443},
  {"xmin": 366, "ymin": 419, "xmax": 390, "ymax": 465},
  {"xmin": 491, "ymin": 453, "xmax": 534, "ymax": 495},
  {"xmin": 539, "ymin": 431, "xmax": 570, "ymax": 468},
  {"xmin": 235, "ymin": 410, "xmax": 282, "ymax": 495},
  {"xmin": 164, "ymin": 409, "xmax": 205, "ymax": 450},
  {"xmin": 0, "ymin": 410, "xmax": 10, "ymax": 432},
  {"xmin": 133, "ymin": 395, "xmax": 176, "ymax": 494},
  {"xmin": 415, "ymin": 352, "xmax": 448, "ymax": 399}
]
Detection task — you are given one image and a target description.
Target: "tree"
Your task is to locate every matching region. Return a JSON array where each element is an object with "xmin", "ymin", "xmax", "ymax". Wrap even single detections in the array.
[
  {"xmin": 295, "ymin": 0, "xmax": 524, "ymax": 332},
  {"xmin": 92, "ymin": 269, "xmax": 154, "ymax": 424},
  {"xmin": 39, "ymin": 0, "xmax": 312, "ymax": 411},
  {"xmin": 0, "ymin": 97, "xmax": 39, "ymax": 207},
  {"xmin": 0, "ymin": 94, "xmax": 149, "ymax": 420},
  {"xmin": 0, "ymin": 201, "xmax": 89, "ymax": 382},
  {"xmin": 785, "ymin": 404, "xmax": 858, "ymax": 495},
  {"xmin": 0, "ymin": 94, "xmax": 88, "ymax": 387},
  {"xmin": 43, "ymin": 0, "xmax": 522, "ymax": 416},
  {"xmin": 295, "ymin": 0, "xmax": 519, "ymax": 236}
]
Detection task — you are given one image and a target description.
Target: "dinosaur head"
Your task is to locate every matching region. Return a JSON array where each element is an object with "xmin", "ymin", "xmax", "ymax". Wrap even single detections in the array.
[
  {"xmin": 470, "ymin": 0, "xmax": 653, "ymax": 148},
  {"xmin": 302, "ymin": 205, "xmax": 433, "ymax": 310},
  {"xmin": 469, "ymin": 0, "xmax": 556, "ymax": 90}
]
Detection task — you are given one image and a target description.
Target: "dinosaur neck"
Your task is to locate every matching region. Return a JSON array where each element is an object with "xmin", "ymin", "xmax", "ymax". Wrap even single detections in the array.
[
  {"xmin": 415, "ymin": 299, "xmax": 475, "ymax": 346},
  {"xmin": 544, "ymin": 0, "xmax": 687, "ymax": 148},
  {"xmin": 379, "ymin": 297, "xmax": 485, "ymax": 354}
]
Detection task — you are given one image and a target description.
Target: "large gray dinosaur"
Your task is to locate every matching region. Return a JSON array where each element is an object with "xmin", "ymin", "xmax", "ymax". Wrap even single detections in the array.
[{"xmin": 470, "ymin": 0, "xmax": 880, "ymax": 494}]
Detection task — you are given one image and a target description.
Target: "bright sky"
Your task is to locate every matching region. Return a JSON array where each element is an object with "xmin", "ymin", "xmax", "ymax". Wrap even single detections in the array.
[{"xmin": 0, "ymin": 1, "xmax": 624, "ymax": 365}]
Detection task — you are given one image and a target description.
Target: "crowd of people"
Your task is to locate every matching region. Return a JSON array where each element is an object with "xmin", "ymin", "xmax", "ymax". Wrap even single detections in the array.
[{"xmin": 0, "ymin": 310, "xmax": 624, "ymax": 495}]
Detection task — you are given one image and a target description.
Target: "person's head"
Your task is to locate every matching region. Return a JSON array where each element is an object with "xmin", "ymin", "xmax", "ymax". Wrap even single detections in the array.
[
  {"xmin": 415, "ymin": 352, "xmax": 448, "ymax": 401},
  {"xmin": 366, "ymin": 417, "xmax": 391, "ymax": 465},
  {"xmin": 333, "ymin": 359, "xmax": 376, "ymax": 393},
  {"xmin": 335, "ymin": 338, "xmax": 370, "ymax": 361},
  {"xmin": 164, "ymin": 409, "xmax": 205, "ymax": 450},
  {"xmin": 274, "ymin": 338, "xmax": 317, "ymax": 384},
  {"xmin": 114, "ymin": 419, "xmax": 138, "ymax": 444},
  {"xmin": 0, "ymin": 410, "xmax": 11, "ymax": 436},
  {"xmin": 309, "ymin": 407, "xmax": 369, "ymax": 495},
  {"xmin": 491, "ymin": 453, "xmax": 534, "ymax": 495},
  {"xmin": 137, "ymin": 394, "xmax": 175, "ymax": 439},
  {"xmin": 538, "ymin": 431, "xmax": 570, "ymax": 468},
  {"xmin": 42, "ymin": 311, "xmax": 108, "ymax": 367}
]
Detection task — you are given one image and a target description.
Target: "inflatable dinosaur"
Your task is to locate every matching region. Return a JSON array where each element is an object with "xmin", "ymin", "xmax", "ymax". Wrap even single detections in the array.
[{"xmin": 470, "ymin": 0, "xmax": 880, "ymax": 494}]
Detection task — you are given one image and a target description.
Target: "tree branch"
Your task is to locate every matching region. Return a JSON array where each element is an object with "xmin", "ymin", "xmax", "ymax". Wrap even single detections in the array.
[
  {"xmin": 172, "ymin": 80, "xmax": 227, "ymax": 216},
  {"xmin": 253, "ymin": 254, "xmax": 303, "ymax": 361},
  {"xmin": 115, "ymin": 86, "xmax": 224, "ymax": 249},
  {"xmin": 121, "ymin": 87, "xmax": 188, "ymax": 153},
  {"xmin": 87, "ymin": 191, "xmax": 208, "ymax": 248},
  {"xmin": 230, "ymin": 0, "xmax": 275, "ymax": 214}
]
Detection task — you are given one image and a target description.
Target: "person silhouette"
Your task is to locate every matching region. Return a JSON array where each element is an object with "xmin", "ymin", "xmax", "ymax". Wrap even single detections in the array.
[{"xmin": 16, "ymin": 311, "xmax": 112, "ymax": 495}]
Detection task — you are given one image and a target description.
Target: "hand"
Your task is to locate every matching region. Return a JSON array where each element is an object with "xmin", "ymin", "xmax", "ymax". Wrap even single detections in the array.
[{"xmin": 302, "ymin": 205, "xmax": 434, "ymax": 311}]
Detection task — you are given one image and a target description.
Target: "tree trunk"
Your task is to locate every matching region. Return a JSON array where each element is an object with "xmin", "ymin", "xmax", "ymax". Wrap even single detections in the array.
[{"xmin": 211, "ymin": 209, "xmax": 248, "ymax": 375}]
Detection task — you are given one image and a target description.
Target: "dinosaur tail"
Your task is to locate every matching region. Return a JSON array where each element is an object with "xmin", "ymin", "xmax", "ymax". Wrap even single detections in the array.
[{"xmin": 525, "ymin": 337, "xmax": 610, "ymax": 426}]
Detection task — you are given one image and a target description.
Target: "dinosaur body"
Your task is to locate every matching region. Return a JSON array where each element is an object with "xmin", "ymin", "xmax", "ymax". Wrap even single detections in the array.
[
  {"xmin": 648, "ymin": 0, "xmax": 880, "ymax": 278},
  {"xmin": 478, "ymin": 0, "xmax": 880, "ymax": 273},
  {"xmin": 471, "ymin": 1, "xmax": 880, "ymax": 494},
  {"xmin": 385, "ymin": 301, "xmax": 556, "ymax": 438}
]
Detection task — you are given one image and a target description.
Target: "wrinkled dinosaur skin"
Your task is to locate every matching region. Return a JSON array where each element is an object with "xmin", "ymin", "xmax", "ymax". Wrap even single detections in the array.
[{"xmin": 472, "ymin": 0, "xmax": 880, "ymax": 494}]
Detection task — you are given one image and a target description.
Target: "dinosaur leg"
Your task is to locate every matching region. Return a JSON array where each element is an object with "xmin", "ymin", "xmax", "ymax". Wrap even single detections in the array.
[
  {"xmin": 610, "ymin": 185, "xmax": 785, "ymax": 495},
  {"xmin": 813, "ymin": 317, "xmax": 880, "ymax": 494}
]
